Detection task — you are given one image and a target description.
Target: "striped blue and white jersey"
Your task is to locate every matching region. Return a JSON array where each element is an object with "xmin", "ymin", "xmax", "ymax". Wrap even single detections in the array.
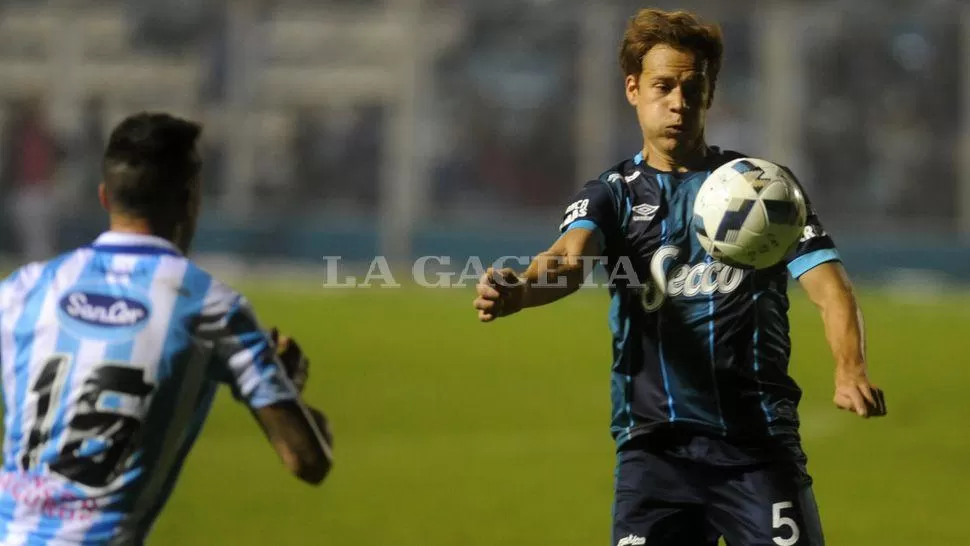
[{"xmin": 0, "ymin": 232, "xmax": 299, "ymax": 545}]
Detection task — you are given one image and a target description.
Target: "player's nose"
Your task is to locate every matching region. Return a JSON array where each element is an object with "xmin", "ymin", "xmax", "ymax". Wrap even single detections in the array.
[{"xmin": 667, "ymin": 86, "xmax": 687, "ymax": 112}]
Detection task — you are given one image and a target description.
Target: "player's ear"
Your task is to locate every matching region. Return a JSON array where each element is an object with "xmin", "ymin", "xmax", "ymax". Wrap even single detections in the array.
[
  {"xmin": 624, "ymin": 73, "xmax": 640, "ymax": 106},
  {"xmin": 98, "ymin": 183, "xmax": 110, "ymax": 212}
]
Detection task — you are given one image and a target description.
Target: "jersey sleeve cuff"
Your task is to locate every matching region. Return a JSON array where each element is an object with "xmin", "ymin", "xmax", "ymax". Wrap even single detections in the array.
[
  {"xmin": 788, "ymin": 248, "xmax": 841, "ymax": 278},
  {"xmin": 562, "ymin": 220, "xmax": 605, "ymax": 253},
  {"xmin": 246, "ymin": 376, "xmax": 300, "ymax": 409}
]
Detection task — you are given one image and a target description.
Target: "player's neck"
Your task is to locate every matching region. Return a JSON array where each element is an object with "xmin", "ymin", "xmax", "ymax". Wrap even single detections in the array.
[
  {"xmin": 641, "ymin": 141, "xmax": 711, "ymax": 173},
  {"xmin": 108, "ymin": 215, "xmax": 173, "ymax": 242}
]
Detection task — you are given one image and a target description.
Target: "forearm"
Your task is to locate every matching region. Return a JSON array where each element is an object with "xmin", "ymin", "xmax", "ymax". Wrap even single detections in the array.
[
  {"xmin": 518, "ymin": 251, "xmax": 588, "ymax": 309},
  {"xmin": 253, "ymin": 401, "xmax": 332, "ymax": 485},
  {"xmin": 798, "ymin": 263, "xmax": 883, "ymax": 415},
  {"xmin": 818, "ymin": 289, "xmax": 867, "ymax": 370}
]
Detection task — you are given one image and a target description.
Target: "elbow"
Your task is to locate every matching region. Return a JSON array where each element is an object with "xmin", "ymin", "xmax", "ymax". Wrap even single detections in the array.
[
  {"xmin": 799, "ymin": 261, "xmax": 858, "ymax": 313},
  {"xmin": 805, "ymin": 274, "xmax": 857, "ymax": 312},
  {"xmin": 816, "ymin": 288, "xmax": 860, "ymax": 321}
]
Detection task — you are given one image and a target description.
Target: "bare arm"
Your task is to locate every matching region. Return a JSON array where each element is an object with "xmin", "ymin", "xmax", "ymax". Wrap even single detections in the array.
[
  {"xmin": 799, "ymin": 262, "xmax": 865, "ymax": 371},
  {"xmin": 798, "ymin": 261, "xmax": 885, "ymax": 417},
  {"xmin": 252, "ymin": 401, "xmax": 333, "ymax": 485},
  {"xmin": 199, "ymin": 281, "xmax": 335, "ymax": 484},
  {"xmin": 520, "ymin": 227, "xmax": 603, "ymax": 308},
  {"xmin": 474, "ymin": 177, "xmax": 618, "ymax": 321},
  {"xmin": 474, "ymin": 228, "xmax": 602, "ymax": 321}
]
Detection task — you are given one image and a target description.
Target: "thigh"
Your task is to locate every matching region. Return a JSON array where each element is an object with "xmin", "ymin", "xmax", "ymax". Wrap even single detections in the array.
[
  {"xmin": 709, "ymin": 461, "xmax": 825, "ymax": 546},
  {"xmin": 612, "ymin": 448, "xmax": 719, "ymax": 546}
]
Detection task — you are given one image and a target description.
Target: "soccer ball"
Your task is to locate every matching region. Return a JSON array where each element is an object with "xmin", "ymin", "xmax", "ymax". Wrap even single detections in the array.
[{"xmin": 693, "ymin": 158, "xmax": 808, "ymax": 269}]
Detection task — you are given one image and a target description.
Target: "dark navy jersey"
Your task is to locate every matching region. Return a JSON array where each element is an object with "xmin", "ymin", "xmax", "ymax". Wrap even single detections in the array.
[{"xmin": 560, "ymin": 148, "xmax": 839, "ymax": 455}]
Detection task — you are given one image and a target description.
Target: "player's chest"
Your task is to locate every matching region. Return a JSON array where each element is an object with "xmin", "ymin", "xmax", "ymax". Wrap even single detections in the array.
[
  {"xmin": 614, "ymin": 175, "xmax": 757, "ymax": 300},
  {"xmin": 623, "ymin": 175, "xmax": 707, "ymax": 262}
]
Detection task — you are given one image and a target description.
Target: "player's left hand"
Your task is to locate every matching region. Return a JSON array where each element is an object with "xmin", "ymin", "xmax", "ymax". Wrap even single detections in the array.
[
  {"xmin": 270, "ymin": 328, "xmax": 309, "ymax": 393},
  {"xmin": 834, "ymin": 365, "xmax": 886, "ymax": 418}
]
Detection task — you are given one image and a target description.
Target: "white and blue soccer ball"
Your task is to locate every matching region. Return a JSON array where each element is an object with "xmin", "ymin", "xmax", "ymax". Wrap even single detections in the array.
[{"xmin": 693, "ymin": 157, "xmax": 808, "ymax": 270}]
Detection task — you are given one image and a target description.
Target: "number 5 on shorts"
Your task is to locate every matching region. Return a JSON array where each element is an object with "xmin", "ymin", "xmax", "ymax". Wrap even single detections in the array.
[{"xmin": 773, "ymin": 501, "xmax": 800, "ymax": 546}]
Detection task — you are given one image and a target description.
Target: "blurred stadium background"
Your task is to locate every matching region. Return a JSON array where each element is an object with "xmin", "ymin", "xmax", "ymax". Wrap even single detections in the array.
[{"xmin": 0, "ymin": 0, "xmax": 967, "ymax": 544}]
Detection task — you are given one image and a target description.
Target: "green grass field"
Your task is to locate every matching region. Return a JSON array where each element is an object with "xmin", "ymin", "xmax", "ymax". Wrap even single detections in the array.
[{"xmin": 147, "ymin": 283, "xmax": 969, "ymax": 545}]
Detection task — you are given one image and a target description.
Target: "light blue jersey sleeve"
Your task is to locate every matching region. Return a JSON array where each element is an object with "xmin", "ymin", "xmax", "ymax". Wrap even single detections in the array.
[
  {"xmin": 558, "ymin": 179, "xmax": 620, "ymax": 255},
  {"xmin": 196, "ymin": 280, "xmax": 299, "ymax": 409},
  {"xmin": 781, "ymin": 168, "xmax": 842, "ymax": 279}
]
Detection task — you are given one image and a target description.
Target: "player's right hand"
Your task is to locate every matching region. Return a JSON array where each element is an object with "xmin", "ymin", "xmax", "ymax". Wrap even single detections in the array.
[
  {"xmin": 473, "ymin": 267, "xmax": 526, "ymax": 322},
  {"xmin": 270, "ymin": 328, "xmax": 309, "ymax": 392},
  {"xmin": 834, "ymin": 365, "xmax": 886, "ymax": 418}
]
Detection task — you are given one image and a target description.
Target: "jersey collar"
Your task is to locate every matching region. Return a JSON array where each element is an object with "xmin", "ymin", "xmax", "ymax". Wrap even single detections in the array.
[
  {"xmin": 91, "ymin": 231, "xmax": 183, "ymax": 256},
  {"xmin": 633, "ymin": 146, "xmax": 723, "ymax": 175}
]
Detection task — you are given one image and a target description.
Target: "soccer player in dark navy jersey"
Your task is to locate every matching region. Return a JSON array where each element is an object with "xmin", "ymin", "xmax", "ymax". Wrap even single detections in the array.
[{"xmin": 474, "ymin": 8, "xmax": 885, "ymax": 546}]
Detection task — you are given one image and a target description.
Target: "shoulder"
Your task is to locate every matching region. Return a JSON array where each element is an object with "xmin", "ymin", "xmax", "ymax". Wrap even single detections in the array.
[
  {"xmin": 4, "ymin": 260, "xmax": 48, "ymax": 289},
  {"xmin": 182, "ymin": 263, "xmax": 250, "ymax": 318},
  {"xmin": 595, "ymin": 157, "xmax": 651, "ymax": 187},
  {"xmin": 0, "ymin": 261, "xmax": 42, "ymax": 308},
  {"xmin": 706, "ymin": 147, "xmax": 750, "ymax": 169},
  {"xmin": 134, "ymin": 256, "xmax": 243, "ymax": 322},
  {"xmin": 709, "ymin": 147, "xmax": 798, "ymax": 176},
  {"xmin": 181, "ymin": 263, "xmax": 260, "ymax": 336},
  {"xmin": 587, "ymin": 156, "xmax": 665, "ymax": 201},
  {"xmin": 0, "ymin": 249, "xmax": 88, "ymax": 305},
  {"xmin": 563, "ymin": 159, "xmax": 635, "ymax": 210}
]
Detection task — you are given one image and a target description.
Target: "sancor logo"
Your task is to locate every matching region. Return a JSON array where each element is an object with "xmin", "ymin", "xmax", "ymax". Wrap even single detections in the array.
[
  {"xmin": 640, "ymin": 245, "xmax": 744, "ymax": 312},
  {"xmin": 57, "ymin": 286, "xmax": 152, "ymax": 340}
]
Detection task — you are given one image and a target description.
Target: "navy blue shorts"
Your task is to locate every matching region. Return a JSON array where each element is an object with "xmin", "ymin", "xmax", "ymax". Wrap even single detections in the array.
[{"xmin": 612, "ymin": 438, "xmax": 825, "ymax": 546}]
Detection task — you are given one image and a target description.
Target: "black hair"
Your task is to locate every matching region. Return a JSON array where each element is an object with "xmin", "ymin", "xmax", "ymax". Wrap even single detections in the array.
[{"xmin": 102, "ymin": 112, "xmax": 202, "ymax": 220}]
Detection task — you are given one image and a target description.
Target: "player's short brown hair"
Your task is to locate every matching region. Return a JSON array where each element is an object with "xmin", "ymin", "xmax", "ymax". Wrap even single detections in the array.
[
  {"xmin": 103, "ymin": 112, "xmax": 202, "ymax": 219},
  {"xmin": 619, "ymin": 9, "xmax": 724, "ymax": 105}
]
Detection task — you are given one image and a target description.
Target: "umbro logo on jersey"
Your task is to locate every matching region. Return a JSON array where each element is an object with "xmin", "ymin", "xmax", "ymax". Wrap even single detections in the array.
[{"xmin": 631, "ymin": 203, "xmax": 659, "ymax": 222}]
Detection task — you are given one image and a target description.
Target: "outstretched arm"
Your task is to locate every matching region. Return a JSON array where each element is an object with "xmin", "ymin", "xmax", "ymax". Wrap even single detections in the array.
[
  {"xmin": 474, "ymin": 227, "xmax": 602, "ymax": 321},
  {"xmin": 798, "ymin": 261, "xmax": 885, "ymax": 418},
  {"xmin": 199, "ymin": 282, "xmax": 333, "ymax": 484},
  {"xmin": 475, "ymin": 178, "xmax": 620, "ymax": 322},
  {"xmin": 251, "ymin": 400, "xmax": 333, "ymax": 485},
  {"xmin": 250, "ymin": 332, "xmax": 332, "ymax": 485}
]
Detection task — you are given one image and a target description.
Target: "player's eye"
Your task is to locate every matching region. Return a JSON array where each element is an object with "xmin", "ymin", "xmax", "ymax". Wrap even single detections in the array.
[{"xmin": 682, "ymin": 80, "xmax": 706, "ymax": 99}]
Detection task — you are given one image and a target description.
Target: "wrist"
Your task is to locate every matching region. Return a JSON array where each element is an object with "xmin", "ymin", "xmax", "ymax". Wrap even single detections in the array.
[
  {"xmin": 835, "ymin": 359, "xmax": 867, "ymax": 376},
  {"xmin": 516, "ymin": 278, "xmax": 532, "ymax": 311}
]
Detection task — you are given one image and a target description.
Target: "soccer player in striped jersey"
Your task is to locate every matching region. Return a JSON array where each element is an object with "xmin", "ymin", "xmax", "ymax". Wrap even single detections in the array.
[
  {"xmin": 0, "ymin": 113, "xmax": 333, "ymax": 544},
  {"xmin": 474, "ymin": 9, "xmax": 885, "ymax": 546}
]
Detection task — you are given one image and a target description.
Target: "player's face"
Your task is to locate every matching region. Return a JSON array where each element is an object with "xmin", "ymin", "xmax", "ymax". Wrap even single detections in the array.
[{"xmin": 625, "ymin": 45, "xmax": 711, "ymax": 158}]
